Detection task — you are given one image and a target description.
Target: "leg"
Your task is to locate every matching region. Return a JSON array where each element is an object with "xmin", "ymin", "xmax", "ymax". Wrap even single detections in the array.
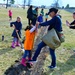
[
  {"xmin": 28, "ymin": 19, "xmax": 31, "ymax": 25},
  {"xmin": 16, "ymin": 38, "xmax": 20, "ymax": 46},
  {"xmin": 10, "ymin": 16, "xmax": 12, "ymax": 21},
  {"xmin": 28, "ymin": 51, "xmax": 32, "ymax": 61},
  {"xmin": 21, "ymin": 50, "xmax": 28, "ymax": 66},
  {"xmin": 49, "ymin": 48, "xmax": 56, "ymax": 67},
  {"xmin": 22, "ymin": 50, "xmax": 28, "ymax": 58},
  {"xmin": 11, "ymin": 37, "xmax": 17, "ymax": 48},
  {"xmin": 28, "ymin": 51, "xmax": 33, "ymax": 67},
  {"xmin": 32, "ymin": 18, "xmax": 37, "ymax": 25},
  {"xmin": 32, "ymin": 41, "xmax": 46, "ymax": 61}
]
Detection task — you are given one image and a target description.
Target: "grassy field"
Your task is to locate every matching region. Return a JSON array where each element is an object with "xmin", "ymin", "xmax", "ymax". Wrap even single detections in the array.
[{"xmin": 0, "ymin": 8, "xmax": 75, "ymax": 75}]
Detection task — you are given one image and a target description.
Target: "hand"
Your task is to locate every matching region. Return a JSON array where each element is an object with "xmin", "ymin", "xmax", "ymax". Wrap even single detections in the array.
[
  {"xmin": 66, "ymin": 20, "xmax": 70, "ymax": 27},
  {"xmin": 13, "ymin": 25, "xmax": 15, "ymax": 29},
  {"xmin": 36, "ymin": 22, "xmax": 39, "ymax": 27},
  {"xmin": 31, "ymin": 24, "xmax": 34, "ymax": 27},
  {"xmin": 16, "ymin": 30, "xmax": 18, "ymax": 32}
]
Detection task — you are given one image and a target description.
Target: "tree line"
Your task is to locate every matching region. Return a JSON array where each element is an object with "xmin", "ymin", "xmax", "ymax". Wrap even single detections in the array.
[{"xmin": 3, "ymin": 0, "xmax": 32, "ymax": 9}]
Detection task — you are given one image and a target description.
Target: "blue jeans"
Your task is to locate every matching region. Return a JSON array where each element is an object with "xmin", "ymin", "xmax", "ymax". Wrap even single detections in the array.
[
  {"xmin": 23, "ymin": 50, "xmax": 32, "ymax": 59},
  {"xmin": 32, "ymin": 41, "xmax": 56, "ymax": 67}
]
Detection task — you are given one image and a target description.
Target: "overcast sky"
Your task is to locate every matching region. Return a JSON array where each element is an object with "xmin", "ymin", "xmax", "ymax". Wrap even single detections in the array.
[{"xmin": 0, "ymin": 0, "xmax": 75, "ymax": 7}]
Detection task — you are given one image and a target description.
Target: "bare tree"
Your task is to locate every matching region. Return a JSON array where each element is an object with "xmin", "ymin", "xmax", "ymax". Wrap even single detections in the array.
[
  {"xmin": 28, "ymin": 0, "xmax": 31, "ymax": 6},
  {"xmin": 51, "ymin": 0, "xmax": 61, "ymax": 8},
  {"xmin": 55, "ymin": 0, "xmax": 59, "ymax": 8},
  {"xmin": 23, "ymin": 0, "xmax": 26, "ymax": 9},
  {"xmin": 6, "ymin": 0, "xmax": 8, "ymax": 9}
]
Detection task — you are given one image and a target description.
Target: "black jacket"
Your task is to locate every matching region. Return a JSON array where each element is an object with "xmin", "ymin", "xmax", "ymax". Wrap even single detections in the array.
[{"xmin": 27, "ymin": 8, "xmax": 33, "ymax": 19}]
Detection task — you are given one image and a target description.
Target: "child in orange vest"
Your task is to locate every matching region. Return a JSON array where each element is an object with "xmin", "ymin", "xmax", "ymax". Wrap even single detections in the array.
[{"xmin": 21, "ymin": 24, "xmax": 38, "ymax": 66}]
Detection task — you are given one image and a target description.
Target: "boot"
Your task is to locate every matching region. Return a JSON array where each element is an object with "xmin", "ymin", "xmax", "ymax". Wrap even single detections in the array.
[
  {"xmin": 11, "ymin": 42, "xmax": 15, "ymax": 48},
  {"xmin": 21, "ymin": 58, "xmax": 26, "ymax": 66},
  {"xmin": 16, "ymin": 41, "xmax": 20, "ymax": 47},
  {"xmin": 28, "ymin": 57, "xmax": 33, "ymax": 66}
]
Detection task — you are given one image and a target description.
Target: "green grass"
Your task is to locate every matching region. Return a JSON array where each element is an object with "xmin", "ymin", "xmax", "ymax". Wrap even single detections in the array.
[
  {"xmin": 0, "ymin": 7, "xmax": 28, "ymax": 75},
  {"xmin": 0, "ymin": 8, "xmax": 75, "ymax": 75}
]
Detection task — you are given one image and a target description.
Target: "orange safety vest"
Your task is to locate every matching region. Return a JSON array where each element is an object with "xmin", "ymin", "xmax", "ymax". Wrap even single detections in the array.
[{"xmin": 24, "ymin": 30, "xmax": 35, "ymax": 50}]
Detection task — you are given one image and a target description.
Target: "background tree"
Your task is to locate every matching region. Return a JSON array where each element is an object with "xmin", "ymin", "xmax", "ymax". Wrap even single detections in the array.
[
  {"xmin": 28, "ymin": 0, "xmax": 31, "ymax": 6},
  {"xmin": 10, "ymin": 0, "xmax": 15, "ymax": 4},
  {"xmin": 3, "ymin": 0, "xmax": 6, "ymax": 3},
  {"xmin": 23, "ymin": 0, "xmax": 26, "ymax": 9},
  {"xmin": 65, "ymin": 4, "xmax": 69, "ymax": 9},
  {"xmin": 6, "ymin": 0, "xmax": 8, "ymax": 9},
  {"xmin": 51, "ymin": 0, "xmax": 61, "ymax": 8}
]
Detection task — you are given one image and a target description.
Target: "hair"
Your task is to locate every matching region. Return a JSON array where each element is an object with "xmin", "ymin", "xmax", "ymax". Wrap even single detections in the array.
[
  {"xmin": 35, "ymin": 7, "xmax": 38, "ymax": 11},
  {"xmin": 40, "ymin": 13, "xmax": 42, "ymax": 15},
  {"xmin": 17, "ymin": 16, "xmax": 21, "ymax": 20},
  {"xmin": 73, "ymin": 11, "xmax": 75, "ymax": 14},
  {"xmin": 29, "ymin": 5, "xmax": 33, "ymax": 9},
  {"xmin": 25, "ymin": 26, "xmax": 32, "ymax": 31},
  {"xmin": 42, "ymin": 8, "xmax": 44, "ymax": 11},
  {"xmin": 49, "ymin": 8, "xmax": 58, "ymax": 14}
]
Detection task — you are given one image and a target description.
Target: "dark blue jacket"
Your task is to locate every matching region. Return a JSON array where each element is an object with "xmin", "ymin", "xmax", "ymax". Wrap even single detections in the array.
[
  {"xmin": 38, "ymin": 15, "xmax": 43, "ymax": 23},
  {"xmin": 10, "ymin": 21, "xmax": 22, "ymax": 38},
  {"xmin": 40, "ymin": 16, "xmax": 62, "ymax": 32}
]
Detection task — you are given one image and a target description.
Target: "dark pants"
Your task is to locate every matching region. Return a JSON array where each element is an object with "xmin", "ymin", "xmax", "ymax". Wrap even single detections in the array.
[
  {"xmin": 23, "ymin": 50, "xmax": 32, "ymax": 59},
  {"xmin": 28, "ymin": 18, "xmax": 32, "ymax": 25},
  {"xmin": 32, "ymin": 41, "xmax": 56, "ymax": 67},
  {"xmin": 32, "ymin": 18, "xmax": 37, "ymax": 25}
]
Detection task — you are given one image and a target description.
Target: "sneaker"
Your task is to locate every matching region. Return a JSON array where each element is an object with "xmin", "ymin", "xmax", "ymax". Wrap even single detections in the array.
[
  {"xmin": 28, "ymin": 60, "xmax": 37, "ymax": 63},
  {"xmin": 48, "ymin": 66, "xmax": 57, "ymax": 69}
]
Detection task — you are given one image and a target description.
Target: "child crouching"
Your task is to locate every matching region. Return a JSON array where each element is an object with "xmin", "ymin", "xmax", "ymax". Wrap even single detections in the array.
[
  {"xmin": 21, "ymin": 24, "xmax": 38, "ymax": 67},
  {"xmin": 10, "ymin": 17, "xmax": 22, "ymax": 48}
]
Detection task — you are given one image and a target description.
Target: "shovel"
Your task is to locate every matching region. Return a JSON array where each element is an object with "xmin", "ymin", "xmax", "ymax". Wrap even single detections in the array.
[{"xmin": 16, "ymin": 31, "xmax": 24, "ymax": 52}]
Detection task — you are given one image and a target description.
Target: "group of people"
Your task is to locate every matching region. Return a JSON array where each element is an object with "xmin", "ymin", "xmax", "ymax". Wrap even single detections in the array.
[
  {"xmin": 9, "ymin": 6, "xmax": 75, "ymax": 69},
  {"xmin": 27, "ymin": 5, "xmax": 48, "ymax": 26}
]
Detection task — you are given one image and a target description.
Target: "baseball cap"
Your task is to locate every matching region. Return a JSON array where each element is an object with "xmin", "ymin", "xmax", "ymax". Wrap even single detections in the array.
[{"xmin": 48, "ymin": 8, "xmax": 58, "ymax": 15}]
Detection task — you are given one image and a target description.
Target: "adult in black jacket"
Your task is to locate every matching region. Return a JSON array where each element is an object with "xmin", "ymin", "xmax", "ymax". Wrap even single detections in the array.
[{"xmin": 27, "ymin": 5, "xmax": 33, "ymax": 25}]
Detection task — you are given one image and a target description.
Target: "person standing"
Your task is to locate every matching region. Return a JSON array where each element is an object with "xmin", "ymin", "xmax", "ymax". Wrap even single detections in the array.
[
  {"xmin": 8, "ymin": 9, "xmax": 12, "ymax": 21},
  {"xmin": 32, "ymin": 7, "xmax": 38, "ymax": 25},
  {"xmin": 21, "ymin": 24, "xmax": 38, "ymax": 66},
  {"xmin": 10, "ymin": 17, "xmax": 22, "ymax": 48},
  {"xmin": 41, "ymin": 8, "xmax": 44, "ymax": 16},
  {"xmin": 30, "ymin": 8, "xmax": 62, "ymax": 69},
  {"xmin": 45, "ymin": 13, "xmax": 48, "ymax": 22},
  {"xmin": 27, "ymin": 5, "xmax": 33, "ymax": 25},
  {"xmin": 37, "ymin": 13, "xmax": 43, "ymax": 23}
]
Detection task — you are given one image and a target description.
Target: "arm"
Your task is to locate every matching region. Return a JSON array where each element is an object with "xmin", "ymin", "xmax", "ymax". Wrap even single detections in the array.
[
  {"xmin": 70, "ymin": 26, "xmax": 75, "ymax": 29},
  {"xmin": 10, "ymin": 22, "xmax": 15, "ymax": 27},
  {"xmin": 70, "ymin": 20, "xmax": 75, "ymax": 25},
  {"xmin": 39, "ymin": 18, "xmax": 55, "ymax": 26},
  {"xmin": 30, "ymin": 26, "xmax": 36, "ymax": 33}
]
